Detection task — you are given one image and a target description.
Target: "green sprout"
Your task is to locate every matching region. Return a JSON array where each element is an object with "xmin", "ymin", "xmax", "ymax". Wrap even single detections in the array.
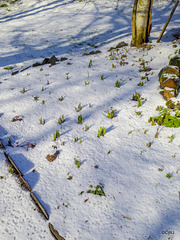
[
  {"xmin": 88, "ymin": 60, "xmax": 92, "ymax": 68},
  {"xmin": 58, "ymin": 96, "xmax": 64, "ymax": 101},
  {"xmin": 132, "ymin": 91, "xmax": 141, "ymax": 101},
  {"xmin": 39, "ymin": 118, "xmax": 45, "ymax": 125},
  {"xmin": 107, "ymin": 109, "xmax": 116, "ymax": 119},
  {"xmin": 53, "ymin": 130, "xmax": 60, "ymax": 141},
  {"xmin": 115, "ymin": 80, "xmax": 121, "ymax": 88},
  {"xmin": 166, "ymin": 173, "xmax": 173, "ymax": 179},
  {"xmin": 74, "ymin": 158, "xmax": 81, "ymax": 168},
  {"xmin": 84, "ymin": 81, "xmax": 89, "ymax": 85},
  {"xmin": 34, "ymin": 96, "xmax": 39, "ymax": 101},
  {"xmin": 78, "ymin": 115, "xmax": 83, "ymax": 124},
  {"xmin": 85, "ymin": 124, "xmax": 89, "ymax": 131},
  {"xmin": 21, "ymin": 88, "xmax": 25, "ymax": 93},
  {"xmin": 58, "ymin": 115, "xmax": 65, "ymax": 124},
  {"xmin": 87, "ymin": 185, "xmax": 106, "ymax": 196},
  {"xmin": 97, "ymin": 127, "xmax": 106, "ymax": 138}
]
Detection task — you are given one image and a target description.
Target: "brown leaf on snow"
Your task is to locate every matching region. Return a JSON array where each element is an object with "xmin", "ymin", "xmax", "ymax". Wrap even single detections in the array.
[
  {"xmin": 46, "ymin": 151, "xmax": 59, "ymax": 162},
  {"xmin": 123, "ymin": 215, "xmax": 131, "ymax": 220},
  {"xmin": 11, "ymin": 116, "xmax": 23, "ymax": 122}
]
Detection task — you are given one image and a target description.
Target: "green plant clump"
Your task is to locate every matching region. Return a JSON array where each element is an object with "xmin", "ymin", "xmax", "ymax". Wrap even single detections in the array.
[
  {"xmin": 107, "ymin": 109, "xmax": 116, "ymax": 119},
  {"xmin": 148, "ymin": 108, "xmax": 180, "ymax": 128},
  {"xmin": 78, "ymin": 115, "xmax": 83, "ymax": 124},
  {"xmin": 132, "ymin": 91, "xmax": 141, "ymax": 101},
  {"xmin": 87, "ymin": 185, "xmax": 106, "ymax": 196},
  {"xmin": 97, "ymin": 127, "xmax": 106, "ymax": 138},
  {"xmin": 74, "ymin": 159, "xmax": 81, "ymax": 168},
  {"xmin": 115, "ymin": 80, "xmax": 121, "ymax": 88}
]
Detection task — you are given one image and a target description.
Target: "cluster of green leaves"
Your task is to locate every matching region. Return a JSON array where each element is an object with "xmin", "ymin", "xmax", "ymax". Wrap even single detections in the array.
[
  {"xmin": 74, "ymin": 158, "xmax": 81, "ymax": 168},
  {"xmin": 39, "ymin": 118, "xmax": 45, "ymax": 125},
  {"xmin": 132, "ymin": 91, "xmax": 141, "ymax": 101},
  {"xmin": 87, "ymin": 185, "xmax": 106, "ymax": 196},
  {"xmin": 97, "ymin": 127, "xmax": 106, "ymax": 138},
  {"xmin": 84, "ymin": 124, "xmax": 89, "ymax": 131},
  {"xmin": 58, "ymin": 115, "xmax": 65, "ymax": 124},
  {"xmin": 166, "ymin": 173, "xmax": 173, "ymax": 179},
  {"xmin": 53, "ymin": 130, "xmax": 60, "ymax": 141},
  {"xmin": 132, "ymin": 91, "xmax": 142, "ymax": 107},
  {"xmin": 107, "ymin": 109, "xmax": 116, "ymax": 119},
  {"xmin": 115, "ymin": 80, "xmax": 121, "ymax": 88},
  {"xmin": 78, "ymin": 115, "xmax": 83, "ymax": 124},
  {"xmin": 75, "ymin": 103, "xmax": 82, "ymax": 112},
  {"xmin": 148, "ymin": 108, "xmax": 180, "ymax": 128},
  {"xmin": 88, "ymin": 59, "xmax": 92, "ymax": 68}
]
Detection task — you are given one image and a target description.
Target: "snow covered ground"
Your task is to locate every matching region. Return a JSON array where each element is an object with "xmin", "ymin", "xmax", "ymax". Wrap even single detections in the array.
[{"xmin": 0, "ymin": 0, "xmax": 180, "ymax": 239}]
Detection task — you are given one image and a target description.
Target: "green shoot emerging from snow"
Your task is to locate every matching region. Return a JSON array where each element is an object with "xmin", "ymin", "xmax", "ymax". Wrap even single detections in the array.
[
  {"xmin": 87, "ymin": 185, "xmax": 106, "ymax": 196},
  {"xmin": 115, "ymin": 80, "xmax": 121, "ymax": 88},
  {"xmin": 107, "ymin": 109, "xmax": 116, "ymax": 119},
  {"xmin": 88, "ymin": 59, "xmax": 92, "ymax": 68},
  {"xmin": 39, "ymin": 118, "xmax": 45, "ymax": 125},
  {"xmin": 78, "ymin": 115, "xmax": 83, "ymax": 124},
  {"xmin": 132, "ymin": 91, "xmax": 141, "ymax": 101},
  {"xmin": 85, "ymin": 124, "xmax": 89, "ymax": 131},
  {"xmin": 58, "ymin": 115, "xmax": 65, "ymax": 124},
  {"xmin": 97, "ymin": 127, "xmax": 106, "ymax": 138},
  {"xmin": 53, "ymin": 130, "xmax": 60, "ymax": 141},
  {"xmin": 74, "ymin": 158, "xmax": 81, "ymax": 168}
]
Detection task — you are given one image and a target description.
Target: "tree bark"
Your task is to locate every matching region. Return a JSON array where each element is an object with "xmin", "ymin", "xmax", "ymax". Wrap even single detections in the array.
[{"xmin": 131, "ymin": 0, "xmax": 153, "ymax": 46}]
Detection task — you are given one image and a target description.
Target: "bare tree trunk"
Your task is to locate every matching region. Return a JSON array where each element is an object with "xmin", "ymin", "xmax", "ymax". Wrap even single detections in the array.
[{"xmin": 131, "ymin": 0, "xmax": 153, "ymax": 46}]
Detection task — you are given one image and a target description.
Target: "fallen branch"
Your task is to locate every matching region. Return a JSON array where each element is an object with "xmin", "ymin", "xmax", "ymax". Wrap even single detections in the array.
[
  {"xmin": 30, "ymin": 192, "xmax": 49, "ymax": 220},
  {"xmin": 157, "ymin": 0, "xmax": 179, "ymax": 43},
  {"xmin": 49, "ymin": 223, "xmax": 65, "ymax": 240}
]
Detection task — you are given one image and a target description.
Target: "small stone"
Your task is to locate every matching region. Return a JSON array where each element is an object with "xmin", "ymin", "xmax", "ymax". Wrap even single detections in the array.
[{"xmin": 160, "ymin": 88, "xmax": 177, "ymax": 100}]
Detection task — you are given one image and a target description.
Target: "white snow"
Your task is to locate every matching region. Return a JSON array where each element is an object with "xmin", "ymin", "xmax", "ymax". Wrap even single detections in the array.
[{"xmin": 0, "ymin": 0, "xmax": 180, "ymax": 240}]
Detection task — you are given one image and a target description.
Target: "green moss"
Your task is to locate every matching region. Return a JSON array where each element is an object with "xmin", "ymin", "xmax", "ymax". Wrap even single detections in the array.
[
  {"xmin": 0, "ymin": 4, "xmax": 8, "ymax": 7},
  {"xmin": 169, "ymin": 55, "xmax": 180, "ymax": 68}
]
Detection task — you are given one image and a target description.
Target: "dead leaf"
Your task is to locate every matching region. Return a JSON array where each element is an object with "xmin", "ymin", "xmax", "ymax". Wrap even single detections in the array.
[{"xmin": 46, "ymin": 151, "xmax": 59, "ymax": 162}]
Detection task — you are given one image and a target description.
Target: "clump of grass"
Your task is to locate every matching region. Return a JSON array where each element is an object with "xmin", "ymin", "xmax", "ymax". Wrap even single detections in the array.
[
  {"xmin": 87, "ymin": 185, "xmax": 106, "ymax": 196},
  {"xmin": 166, "ymin": 173, "xmax": 173, "ymax": 179},
  {"xmin": 75, "ymin": 103, "xmax": 82, "ymax": 112},
  {"xmin": 53, "ymin": 130, "xmax": 60, "ymax": 141},
  {"xmin": 107, "ymin": 109, "xmax": 116, "ymax": 119},
  {"xmin": 58, "ymin": 96, "xmax": 64, "ymax": 101},
  {"xmin": 78, "ymin": 115, "xmax": 83, "ymax": 124},
  {"xmin": 39, "ymin": 118, "xmax": 45, "ymax": 125},
  {"xmin": 58, "ymin": 115, "xmax": 65, "ymax": 124},
  {"xmin": 34, "ymin": 96, "xmax": 39, "ymax": 101},
  {"xmin": 74, "ymin": 137, "xmax": 78, "ymax": 142},
  {"xmin": 115, "ymin": 80, "xmax": 121, "ymax": 88},
  {"xmin": 84, "ymin": 81, "xmax": 89, "ymax": 85},
  {"xmin": 74, "ymin": 158, "xmax": 81, "ymax": 168},
  {"xmin": 132, "ymin": 91, "xmax": 141, "ymax": 101},
  {"xmin": 97, "ymin": 127, "xmax": 106, "ymax": 138},
  {"xmin": 88, "ymin": 60, "xmax": 92, "ymax": 68},
  {"xmin": 84, "ymin": 124, "xmax": 89, "ymax": 131},
  {"xmin": 21, "ymin": 88, "xmax": 25, "ymax": 93},
  {"xmin": 101, "ymin": 75, "xmax": 104, "ymax": 80}
]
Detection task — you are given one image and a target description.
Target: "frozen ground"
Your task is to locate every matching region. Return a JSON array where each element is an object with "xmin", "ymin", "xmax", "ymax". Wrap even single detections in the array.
[{"xmin": 0, "ymin": 0, "xmax": 180, "ymax": 239}]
